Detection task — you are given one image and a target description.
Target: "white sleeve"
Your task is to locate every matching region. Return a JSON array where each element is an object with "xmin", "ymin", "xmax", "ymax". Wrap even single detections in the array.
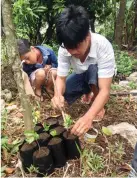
[
  {"xmin": 97, "ymin": 38, "xmax": 116, "ymax": 78},
  {"xmin": 57, "ymin": 47, "xmax": 71, "ymax": 77}
]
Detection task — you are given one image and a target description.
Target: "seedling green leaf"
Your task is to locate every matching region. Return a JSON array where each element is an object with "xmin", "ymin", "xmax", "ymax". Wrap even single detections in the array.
[
  {"xmin": 50, "ymin": 130, "xmax": 57, "ymax": 137},
  {"xmin": 27, "ymin": 164, "xmax": 39, "ymax": 173},
  {"xmin": 75, "ymin": 142, "xmax": 82, "ymax": 155},
  {"xmin": 43, "ymin": 123, "xmax": 50, "ymax": 132},
  {"xmin": 11, "ymin": 139, "xmax": 23, "ymax": 154},
  {"xmin": 24, "ymin": 130, "xmax": 39, "ymax": 144},
  {"xmin": 32, "ymin": 109, "xmax": 40, "ymax": 125},
  {"xmin": 64, "ymin": 114, "xmax": 73, "ymax": 129},
  {"xmin": 1, "ymin": 136, "xmax": 9, "ymax": 150},
  {"xmin": 1, "ymin": 165, "xmax": 7, "ymax": 177},
  {"xmin": 1, "ymin": 136, "xmax": 23, "ymax": 154},
  {"xmin": 102, "ymin": 126, "xmax": 112, "ymax": 136}
]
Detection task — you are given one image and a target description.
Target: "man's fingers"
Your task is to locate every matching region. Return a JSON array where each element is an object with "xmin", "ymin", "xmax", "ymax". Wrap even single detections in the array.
[
  {"xmin": 76, "ymin": 125, "xmax": 89, "ymax": 137},
  {"xmin": 71, "ymin": 122, "xmax": 80, "ymax": 135},
  {"xmin": 51, "ymin": 96, "xmax": 65, "ymax": 111},
  {"xmin": 77, "ymin": 128, "xmax": 87, "ymax": 137},
  {"xmin": 71, "ymin": 121, "xmax": 91, "ymax": 136},
  {"xmin": 75, "ymin": 123, "xmax": 84, "ymax": 133}
]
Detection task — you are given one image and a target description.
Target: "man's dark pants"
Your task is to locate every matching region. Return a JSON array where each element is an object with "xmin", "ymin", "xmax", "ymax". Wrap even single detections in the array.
[{"xmin": 64, "ymin": 64, "xmax": 98, "ymax": 105}]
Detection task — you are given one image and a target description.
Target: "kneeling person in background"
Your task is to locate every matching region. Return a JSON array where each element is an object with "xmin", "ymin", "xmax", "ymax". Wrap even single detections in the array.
[{"xmin": 17, "ymin": 39, "xmax": 58, "ymax": 101}]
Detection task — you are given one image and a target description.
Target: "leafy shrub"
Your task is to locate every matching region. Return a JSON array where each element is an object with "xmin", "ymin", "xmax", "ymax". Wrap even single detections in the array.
[
  {"xmin": 128, "ymin": 81, "xmax": 137, "ymax": 89},
  {"xmin": 114, "ymin": 46, "xmax": 134, "ymax": 76}
]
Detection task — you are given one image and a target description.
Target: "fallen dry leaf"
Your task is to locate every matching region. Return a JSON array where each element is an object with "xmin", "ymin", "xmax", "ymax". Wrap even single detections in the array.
[
  {"xmin": 6, "ymin": 102, "xmax": 15, "ymax": 106},
  {"xmin": 5, "ymin": 167, "xmax": 15, "ymax": 174},
  {"xmin": 119, "ymin": 163, "xmax": 132, "ymax": 171},
  {"xmin": 16, "ymin": 112, "xmax": 23, "ymax": 118}
]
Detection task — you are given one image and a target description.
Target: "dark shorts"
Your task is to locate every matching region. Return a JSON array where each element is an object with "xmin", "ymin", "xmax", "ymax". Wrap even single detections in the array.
[{"xmin": 64, "ymin": 64, "xmax": 98, "ymax": 104}]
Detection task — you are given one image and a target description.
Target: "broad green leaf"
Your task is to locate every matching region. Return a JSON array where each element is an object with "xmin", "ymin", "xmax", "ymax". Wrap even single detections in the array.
[
  {"xmin": 64, "ymin": 114, "xmax": 73, "ymax": 129},
  {"xmin": 126, "ymin": 0, "xmax": 133, "ymax": 10},
  {"xmin": 11, "ymin": 145, "xmax": 20, "ymax": 154},
  {"xmin": 1, "ymin": 137, "xmax": 8, "ymax": 145},
  {"xmin": 24, "ymin": 130, "xmax": 35, "ymax": 136},
  {"xmin": 24, "ymin": 130, "xmax": 39, "ymax": 143},
  {"xmin": 26, "ymin": 137, "xmax": 35, "ymax": 144},
  {"xmin": 12, "ymin": 139, "xmax": 21, "ymax": 145},
  {"xmin": 43, "ymin": 123, "xmax": 50, "ymax": 132},
  {"xmin": 50, "ymin": 130, "xmax": 57, "ymax": 137},
  {"xmin": 34, "ymin": 132, "xmax": 39, "ymax": 140},
  {"xmin": 102, "ymin": 127, "xmax": 112, "ymax": 136}
]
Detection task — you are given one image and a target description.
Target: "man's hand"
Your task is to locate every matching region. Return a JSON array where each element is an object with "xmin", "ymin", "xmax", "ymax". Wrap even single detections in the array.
[
  {"xmin": 71, "ymin": 116, "xmax": 93, "ymax": 137},
  {"xmin": 51, "ymin": 95, "xmax": 65, "ymax": 110}
]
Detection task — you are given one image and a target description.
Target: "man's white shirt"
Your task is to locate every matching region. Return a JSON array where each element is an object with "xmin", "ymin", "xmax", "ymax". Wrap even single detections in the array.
[{"xmin": 57, "ymin": 31, "xmax": 116, "ymax": 78}]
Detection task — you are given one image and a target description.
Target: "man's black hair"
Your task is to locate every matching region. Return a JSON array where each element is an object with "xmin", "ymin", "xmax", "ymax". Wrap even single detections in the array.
[
  {"xmin": 17, "ymin": 39, "xmax": 31, "ymax": 55},
  {"xmin": 56, "ymin": 5, "xmax": 89, "ymax": 49}
]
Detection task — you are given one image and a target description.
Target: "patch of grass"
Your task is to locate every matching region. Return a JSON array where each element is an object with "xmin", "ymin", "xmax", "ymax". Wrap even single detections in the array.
[
  {"xmin": 106, "ymin": 96, "xmax": 117, "ymax": 109},
  {"xmin": 27, "ymin": 165, "xmax": 39, "ymax": 174},
  {"xmin": 81, "ymin": 148, "xmax": 105, "ymax": 176},
  {"xmin": 2, "ymin": 137, "xmax": 23, "ymax": 154},
  {"xmin": 109, "ymin": 141, "xmax": 125, "ymax": 163},
  {"xmin": 1, "ymin": 109, "xmax": 8, "ymax": 130},
  {"xmin": 114, "ymin": 47, "xmax": 134, "ymax": 76},
  {"xmin": 128, "ymin": 81, "xmax": 137, "ymax": 89},
  {"xmin": 111, "ymin": 84, "xmax": 122, "ymax": 91},
  {"xmin": 110, "ymin": 171, "xmax": 118, "ymax": 177},
  {"xmin": 27, "ymin": 164, "xmax": 47, "ymax": 177},
  {"xmin": 123, "ymin": 97, "xmax": 130, "ymax": 103}
]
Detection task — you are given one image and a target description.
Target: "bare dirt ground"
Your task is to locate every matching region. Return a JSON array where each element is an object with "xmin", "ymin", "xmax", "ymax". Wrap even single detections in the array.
[{"xmin": 1, "ymin": 94, "xmax": 137, "ymax": 177}]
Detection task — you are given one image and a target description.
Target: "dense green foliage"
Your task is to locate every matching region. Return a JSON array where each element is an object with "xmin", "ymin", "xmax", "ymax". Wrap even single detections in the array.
[
  {"xmin": 2, "ymin": 0, "xmax": 137, "ymax": 77},
  {"xmin": 12, "ymin": 0, "xmax": 117, "ymax": 45},
  {"xmin": 115, "ymin": 48, "xmax": 134, "ymax": 76}
]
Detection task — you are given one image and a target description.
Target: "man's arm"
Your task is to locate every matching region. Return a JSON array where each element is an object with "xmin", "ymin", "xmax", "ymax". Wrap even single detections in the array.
[
  {"xmin": 71, "ymin": 77, "xmax": 112, "ymax": 136},
  {"xmin": 52, "ymin": 46, "xmax": 70, "ymax": 109},
  {"xmin": 55, "ymin": 75, "xmax": 66, "ymax": 97},
  {"xmin": 52, "ymin": 75, "xmax": 66, "ymax": 109}
]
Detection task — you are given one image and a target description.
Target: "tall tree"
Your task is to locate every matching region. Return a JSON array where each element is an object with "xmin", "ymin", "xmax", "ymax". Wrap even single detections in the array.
[
  {"xmin": 128, "ymin": 0, "xmax": 137, "ymax": 48},
  {"xmin": 114, "ymin": 0, "xmax": 126, "ymax": 48},
  {"xmin": 2, "ymin": 0, "xmax": 33, "ymax": 131}
]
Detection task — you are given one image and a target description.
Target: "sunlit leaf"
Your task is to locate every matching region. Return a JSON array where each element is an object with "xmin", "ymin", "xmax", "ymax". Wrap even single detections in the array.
[
  {"xmin": 50, "ymin": 130, "xmax": 57, "ymax": 137},
  {"xmin": 102, "ymin": 127, "xmax": 112, "ymax": 136}
]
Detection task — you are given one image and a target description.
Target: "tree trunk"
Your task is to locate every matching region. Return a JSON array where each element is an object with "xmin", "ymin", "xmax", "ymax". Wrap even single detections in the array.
[
  {"xmin": 2, "ymin": 0, "xmax": 33, "ymax": 131},
  {"xmin": 128, "ymin": 1, "xmax": 137, "ymax": 48},
  {"xmin": 114, "ymin": 0, "xmax": 126, "ymax": 48},
  {"xmin": 44, "ymin": 13, "xmax": 55, "ymax": 44},
  {"xmin": 113, "ymin": 0, "xmax": 116, "ymax": 40},
  {"xmin": 35, "ymin": 15, "xmax": 42, "ymax": 44},
  {"xmin": 89, "ymin": 14, "xmax": 96, "ymax": 32}
]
